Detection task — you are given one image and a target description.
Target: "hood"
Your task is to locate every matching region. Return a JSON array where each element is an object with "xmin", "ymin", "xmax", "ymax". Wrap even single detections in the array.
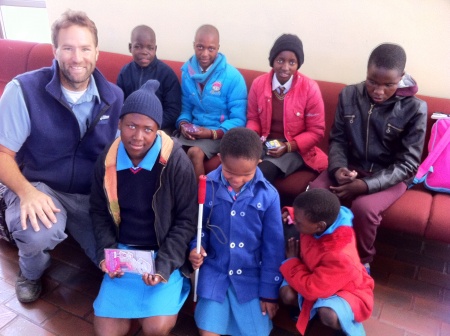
[{"xmin": 396, "ymin": 73, "xmax": 418, "ymax": 97}]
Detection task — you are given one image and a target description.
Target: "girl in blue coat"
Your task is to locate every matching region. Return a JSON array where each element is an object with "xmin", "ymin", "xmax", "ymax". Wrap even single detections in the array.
[{"xmin": 189, "ymin": 127, "xmax": 284, "ymax": 336}]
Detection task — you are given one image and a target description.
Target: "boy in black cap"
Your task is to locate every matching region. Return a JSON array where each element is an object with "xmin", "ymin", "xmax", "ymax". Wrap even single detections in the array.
[
  {"xmin": 246, "ymin": 34, "xmax": 327, "ymax": 184},
  {"xmin": 90, "ymin": 80, "xmax": 197, "ymax": 336}
]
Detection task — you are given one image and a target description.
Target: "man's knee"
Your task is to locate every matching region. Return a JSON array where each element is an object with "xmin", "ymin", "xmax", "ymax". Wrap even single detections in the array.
[{"xmin": 13, "ymin": 225, "xmax": 66, "ymax": 252}]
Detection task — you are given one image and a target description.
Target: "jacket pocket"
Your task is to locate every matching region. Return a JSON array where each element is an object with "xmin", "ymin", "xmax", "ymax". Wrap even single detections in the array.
[{"xmin": 344, "ymin": 114, "xmax": 356, "ymax": 124}]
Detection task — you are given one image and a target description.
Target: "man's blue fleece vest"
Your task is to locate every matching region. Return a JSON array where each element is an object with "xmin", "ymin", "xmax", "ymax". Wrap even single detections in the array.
[{"xmin": 15, "ymin": 60, "xmax": 123, "ymax": 195}]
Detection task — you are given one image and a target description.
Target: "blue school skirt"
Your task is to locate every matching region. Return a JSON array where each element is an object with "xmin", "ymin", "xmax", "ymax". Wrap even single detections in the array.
[
  {"xmin": 281, "ymin": 280, "xmax": 365, "ymax": 336},
  {"xmin": 194, "ymin": 286, "xmax": 273, "ymax": 336},
  {"xmin": 93, "ymin": 251, "xmax": 190, "ymax": 318},
  {"xmin": 299, "ymin": 292, "xmax": 365, "ymax": 335}
]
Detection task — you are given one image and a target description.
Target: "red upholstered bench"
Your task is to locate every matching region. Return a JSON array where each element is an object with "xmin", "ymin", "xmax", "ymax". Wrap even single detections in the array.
[{"xmin": 1, "ymin": 39, "xmax": 450, "ymax": 244}]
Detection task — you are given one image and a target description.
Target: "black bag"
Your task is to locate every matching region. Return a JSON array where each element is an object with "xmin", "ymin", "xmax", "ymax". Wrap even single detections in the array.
[{"xmin": 0, "ymin": 184, "xmax": 14, "ymax": 244}]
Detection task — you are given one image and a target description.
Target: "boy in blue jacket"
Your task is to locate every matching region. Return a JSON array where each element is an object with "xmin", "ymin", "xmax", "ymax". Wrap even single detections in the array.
[
  {"xmin": 117, "ymin": 25, "xmax": 181, "ymax": 134},
  {"xmin": 176, "ymin": 24, "xmax": 247, "ymax": 180},
  {"xmin": 189, "ymin": 127, "xmax": 284, "ymax": 336}
]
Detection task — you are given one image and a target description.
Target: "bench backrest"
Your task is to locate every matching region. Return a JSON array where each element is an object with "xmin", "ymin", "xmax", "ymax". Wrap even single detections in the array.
[{"xmin": 1, "ymin": 39, "xmax": 449, "ymax": 159}]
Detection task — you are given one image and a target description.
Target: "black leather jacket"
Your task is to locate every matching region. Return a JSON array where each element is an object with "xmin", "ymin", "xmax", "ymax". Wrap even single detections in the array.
[{"xmin": 328, "ymin": 82, "xmax": 427, "ymax": 194}]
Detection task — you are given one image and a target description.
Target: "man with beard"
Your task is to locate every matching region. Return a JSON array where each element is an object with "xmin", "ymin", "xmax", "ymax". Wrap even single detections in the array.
[{"xmin": 0, "ymin": 10, "xmax": 123, "ymax": 303}]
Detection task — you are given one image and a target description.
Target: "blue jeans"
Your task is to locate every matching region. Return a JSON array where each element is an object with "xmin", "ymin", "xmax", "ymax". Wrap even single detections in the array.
[{"xmin": 4, "ymin": 182, "xmax": 96, "ymax": 280}]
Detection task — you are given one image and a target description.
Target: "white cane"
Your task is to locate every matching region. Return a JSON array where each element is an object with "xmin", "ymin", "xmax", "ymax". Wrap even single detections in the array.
[{"xmin": 194, "ymin": 175, "xmax": 207, "ymax": 302}]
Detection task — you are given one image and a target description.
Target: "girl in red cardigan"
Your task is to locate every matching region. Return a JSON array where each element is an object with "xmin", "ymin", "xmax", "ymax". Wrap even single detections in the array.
[
  {"xmin": 280, "ymin": 189, "xmax": 374, "ymax": 335},
  {"xmin": 246, "ymin": 34, "xmax": 327, "ymax": 184}
]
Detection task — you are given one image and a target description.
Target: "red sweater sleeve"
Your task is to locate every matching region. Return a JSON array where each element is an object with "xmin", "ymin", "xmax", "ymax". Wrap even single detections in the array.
[{"xmin": 280, "ymin": 252, "xmax": 360, "ymax": 301}]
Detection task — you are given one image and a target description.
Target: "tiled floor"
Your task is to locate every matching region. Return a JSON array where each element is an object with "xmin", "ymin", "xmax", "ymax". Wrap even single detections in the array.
[{"xmin": 0, "ymin": 234, "xmax": 449, "ymax": 336}]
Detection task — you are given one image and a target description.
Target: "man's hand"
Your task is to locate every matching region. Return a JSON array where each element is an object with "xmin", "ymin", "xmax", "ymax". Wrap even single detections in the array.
[
  {"xmin": 286, "ymin": 237, "xmax": 299, "ymax": 259},
  {"xmin": 330, "ymin": 179, "xmax": 368, "ymax": 201},
  {"xmin": 189, "ymin": 247, "xmax": 207, "ymax": 270},
  {"xmin": 20, "ymin": 187, "xmax": 60, "ymax": 231},
  {"xmin": 260, "ymin": 301, "xmax": 279, "ymax": 319},
  {"xmin": 334, "ymin": 167, "xmax": 358, "ymax": 185}
]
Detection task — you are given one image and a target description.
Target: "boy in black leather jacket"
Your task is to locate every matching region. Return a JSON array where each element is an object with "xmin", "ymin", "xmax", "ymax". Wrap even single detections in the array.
[{"xmin": 310, "ymin": 43, "xmax": 427, "ymax": 272}]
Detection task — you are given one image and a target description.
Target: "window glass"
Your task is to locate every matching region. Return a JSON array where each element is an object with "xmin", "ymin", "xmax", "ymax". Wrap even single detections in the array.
[{"xmin": 1, "ymin": 5, "xmax": 50, "ymax": 43}]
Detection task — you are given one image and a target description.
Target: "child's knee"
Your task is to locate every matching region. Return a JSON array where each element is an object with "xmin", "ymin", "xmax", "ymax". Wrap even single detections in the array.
[
  {"xmin": 94, "ymin": 316, "xmax": 130, "ymax": 336},
  {"xmin": 279, "ymin": 285, "xmax": 298, "ymax": 306},
  {"xmin": 141, "ymin": 315, "xmax": 177, "ymax": 336},
  {"xmin": 187, "ymin": 146, "xmax": 205, "ymax": 161},
  {"xmin": 318, "ymin": 307, "xmax": 340, "ymax": 330}
]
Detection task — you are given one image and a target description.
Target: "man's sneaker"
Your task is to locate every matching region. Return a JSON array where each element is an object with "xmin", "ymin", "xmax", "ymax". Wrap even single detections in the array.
[
  {"xmin": 15, "ymin": 272, "xmax": 42, "ymax": 303},
  {"xmin": 363, "ymin": 263, "xmax": 371, "ymax": 275}
]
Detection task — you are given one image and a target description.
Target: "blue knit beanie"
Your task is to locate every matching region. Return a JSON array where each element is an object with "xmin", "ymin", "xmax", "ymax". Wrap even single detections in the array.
[{"xmin": 120, "ymin": 80, "xmax": 163, "ymax": 128}]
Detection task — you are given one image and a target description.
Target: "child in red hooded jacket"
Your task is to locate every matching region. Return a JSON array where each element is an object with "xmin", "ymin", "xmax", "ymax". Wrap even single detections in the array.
[{"xmin": 280, "ymin": 189, "xmax": 374, "ymax": 335}]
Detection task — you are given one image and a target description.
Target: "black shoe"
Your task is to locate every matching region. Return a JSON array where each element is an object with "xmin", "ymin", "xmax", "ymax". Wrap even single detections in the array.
[
  {"xmin": 15, "ymin": 272, "xmax": 42, "ymax": 303},
  {"xmin": 289, "ymin": 306, "xmax": 300, "ymax": 321}
]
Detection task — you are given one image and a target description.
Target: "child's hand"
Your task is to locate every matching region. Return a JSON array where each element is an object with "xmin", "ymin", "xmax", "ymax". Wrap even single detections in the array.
[
  {"xmin": 286, "ymin": 237, "xmax": 299, "ymax": 259},
  {"xmin": 190, "ymin": 126, "xmax": 211, "ymax": 139},
  {"xmin": 189, "ymin": 247, "xmax": 207, "ymax": 270},
  {"xmin": 267, "ymin": 144, "xmax": 287, "ymax": 158},
  {"xmin": 180, "ymin": 123, "xmax": 197, "ymax": 140},
  {"xmin": 282, "ymin": 211, "xmax": 294, "ymax": 224},
  {"xmin": 143, "ymin": 273, "xmax": 163, "ymax": 286},
  {"xmin": 329, "ymin": 179, "xmax": 367, "ymax": 201},
  {"xmin": 334, "ymin": 167, "xmax": 358, "ymax": 185},
  {"xmin": 100, "ymin": 260, "xmax": 124, "ymax": 279},
  {"xmin": 260, "ymin": 301, "xmax": 279, "ymax": 319}
]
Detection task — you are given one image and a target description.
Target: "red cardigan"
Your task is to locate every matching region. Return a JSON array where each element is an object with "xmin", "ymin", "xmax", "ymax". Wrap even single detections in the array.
[
  {"xmin": 246, "ymin": 70, "xmax": 328, "ymax": 172},
  {"xmin": 280, "ymin": 208, "xmax": 374, "ymax": 334}
]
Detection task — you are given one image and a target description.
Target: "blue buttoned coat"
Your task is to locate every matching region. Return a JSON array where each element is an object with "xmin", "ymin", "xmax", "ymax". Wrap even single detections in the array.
[{"xmin": 190, "ymin": 166, "xmax": 284, "ymax": 304}]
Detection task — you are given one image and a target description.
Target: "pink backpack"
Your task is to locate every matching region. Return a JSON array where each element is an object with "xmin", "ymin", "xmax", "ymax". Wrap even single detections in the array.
[{"xmin": 412, "ymin": 117, "xmax": 450, "ymax": 193}]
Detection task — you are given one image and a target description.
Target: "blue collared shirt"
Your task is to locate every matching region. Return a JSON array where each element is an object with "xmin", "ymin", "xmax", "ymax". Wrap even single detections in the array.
[
  {"xmin": 117, "ymin": 134, "xmax": 162, "ymax": 171},
  {"xmin": 0, "ymin": 75, "xmax": 100, "ymax": 152}
]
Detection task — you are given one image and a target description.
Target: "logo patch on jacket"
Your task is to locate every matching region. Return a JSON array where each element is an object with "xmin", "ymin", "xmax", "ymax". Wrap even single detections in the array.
[{"xmin": 211, "ymin": 81, "xmax": 222, "ymax": 95}]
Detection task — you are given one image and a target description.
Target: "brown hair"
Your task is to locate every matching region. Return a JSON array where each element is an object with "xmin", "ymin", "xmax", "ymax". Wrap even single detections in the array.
[{"xmin": 51, "ymin": 10, "xmax": 98, "ymax": 48}]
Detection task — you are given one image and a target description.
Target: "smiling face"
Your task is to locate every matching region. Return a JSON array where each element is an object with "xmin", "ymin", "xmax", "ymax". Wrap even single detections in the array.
[
  {"xmin": 193, "ymin": 30, "xmax": 219, "ymax": 71},
  {"xmin": 219, "ymin": 155, "xmax": 258, "ymax": 193},
  {"xmin": 273, "ymin": 50, "xmax": 298, "ymax": 85},
  {"xmin": 119, "ymin": 113, "xmax": 158, "ymax": 166},
  {"xmin": 365, "ymin": 64, "xmax": 403, "ymax": 104},
  {"xmin": 53, "ymin": 25, "xmax": 99, "ymax": 91},
  {"xmin": 129, "ymin": 27, "xmax": 157, "ymax": 68}
]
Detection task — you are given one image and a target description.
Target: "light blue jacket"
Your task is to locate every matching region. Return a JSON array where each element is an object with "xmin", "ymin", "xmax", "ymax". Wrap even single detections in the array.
[
  {"xmin": 176, "ymin": 53, "xmax": 247, "ymax": 131},
  {"xmin": 190, "ymin": 166, "xmax": 284, "ymax": 303}
]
